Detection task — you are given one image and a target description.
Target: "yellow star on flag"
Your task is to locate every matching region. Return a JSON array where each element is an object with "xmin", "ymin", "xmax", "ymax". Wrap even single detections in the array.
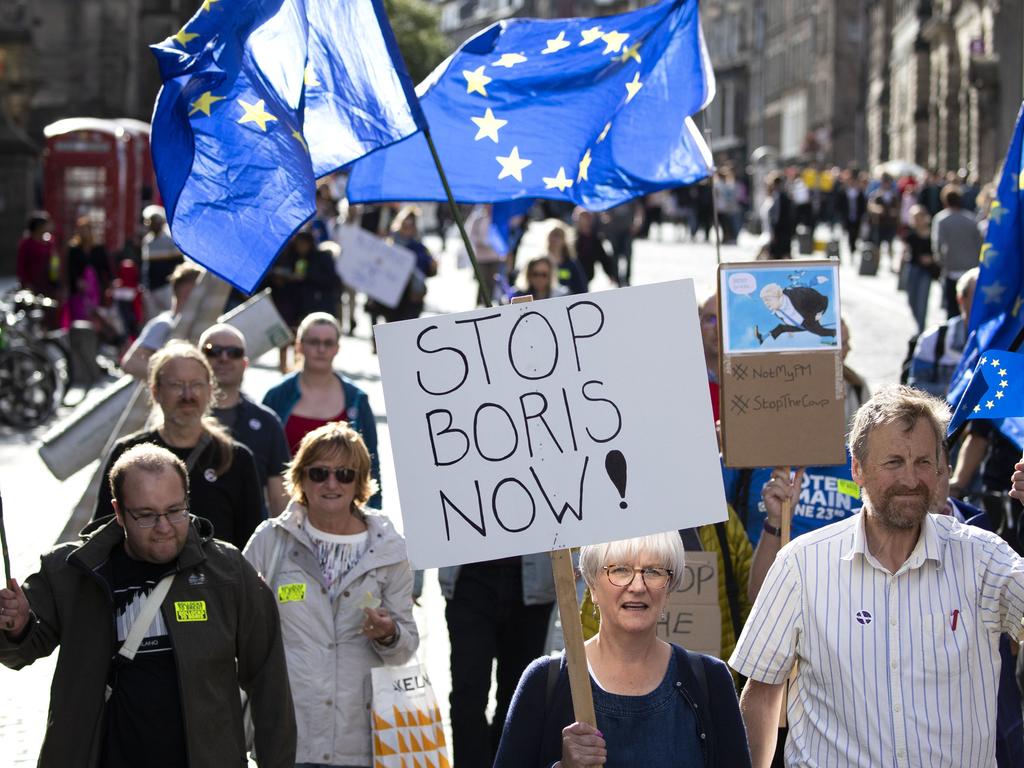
[
  {"xmin": 624, "ymin": 72, "xmax": 643, "ymax": 102},
  {"xmin": 471, "ymin": 108, "xmax": 507, "ymax": 143},
  {"xmin": 200, "ymin": 0, "xmax": 220, "ymax": 11},
  {"xmin": 188, "ymin": 91, "xmax": 225, "ymax": 117},
  {"xmin": 463, "ymin": 66, "xmax": 492, "ymax": 96},
  {"xmin": 543, "ymin": 31, "xmax": 571, "ymax": 54},
  {"xmin": 173, "ymin": 27, "xmax": 199, "ymax": 48},
  {"xmin": 291, "ymin": 129, "xmax": 309, "ymax": 154},
  {"xmin": 304, "ymin": 64, "xmax": 320, "ymax": 87},
  {"xmin": 997, "ymin": 390, "xmax": 1005, "ymax": 399},
  {"xmin": 979, "ymin": 243, "xmax": 999, "ymax": 266},
  {"xmin": 981, "ymin": 281, "xmax": 1007, "ymax": 305},
  {"xmin": 601, "ymin": 30, "xmax": 629, "ymax": 55},
  {"xmin": 496, "ymin": 146, "xmax": 532, "ymax": 181},
  {"xmin": 237, "ymin": 98, "xmax": 278, "ymax": 131},
  {"xmin": 577, "ymin": 148, "xmax": 592, "ymax": 182},
  {"xmin": 990, "ymin": 198, "xmax": 1006, "ymax": 225},
  {"xmin": 1019, "ymin": 172, "xmax": 1024, "ymax": 190},
  {"xmin": 1013, "ymin": 295, "xmax": 1024, "ymax": 317},
  {"xmin": 597, "ymin": 122, "xmax": 611, "ymax": 143},
  {"xmin": 543, "ymin": 167, "xmax": 573, "ymax": 192},
  {"xmin": 617, "ymin": 41, "xmax": 642, "ymax": 64},
  {"xmin": 492, "ymin": 52, "xmax": 527, "ymax": 69},
  {"xmin": 579, "ymin": 26, "xmax": 604, "ymax": 46}
]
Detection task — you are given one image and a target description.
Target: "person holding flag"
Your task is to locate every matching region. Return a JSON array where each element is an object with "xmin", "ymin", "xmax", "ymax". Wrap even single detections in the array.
[{"xmin": 148, "ymin": 0, "xmax": 424, "ymax": 294}]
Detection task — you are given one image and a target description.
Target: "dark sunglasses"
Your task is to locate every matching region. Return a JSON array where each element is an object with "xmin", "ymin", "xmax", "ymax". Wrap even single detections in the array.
[
  {"xmin": 202, "ymin": 343, "xmax": 245, "ymax": 360},
  {"xmin": 306, "ymin": 466, "xmax": 357, "ymax": 484}
]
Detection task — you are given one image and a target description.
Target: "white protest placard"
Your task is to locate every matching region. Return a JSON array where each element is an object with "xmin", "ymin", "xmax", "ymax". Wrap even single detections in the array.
[
  {"xmin": 657, "ymin": 551, "xmax": 721, "ymax": 657},
  {"xmin": 336, "ymin": 224, "xmax": 416, "ymax": 309},
  {"xmin": 374, "ymin": 280, "xmax": 727, "ymax": 569}
]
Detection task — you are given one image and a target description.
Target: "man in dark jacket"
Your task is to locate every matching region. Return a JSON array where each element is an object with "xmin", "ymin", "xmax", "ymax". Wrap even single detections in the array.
[
  {"xmin": 0, "ymin": 444, "xmax": 296, "ymax": 768},
  {"xmin": 755, "ymin": 283, "xmax": 837, "ymax": 343}
]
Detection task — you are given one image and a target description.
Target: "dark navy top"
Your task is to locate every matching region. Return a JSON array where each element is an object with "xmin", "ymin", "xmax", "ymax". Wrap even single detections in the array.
[{"xmin": 593, "ymin": 652, "xmax": 702, "ymax": 766}]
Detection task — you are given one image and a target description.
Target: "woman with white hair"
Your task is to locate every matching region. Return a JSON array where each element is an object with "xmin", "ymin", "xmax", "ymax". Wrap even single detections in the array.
[{"xmin": 494, "ymin": 533, "xmax": 751, "ymax": 767}]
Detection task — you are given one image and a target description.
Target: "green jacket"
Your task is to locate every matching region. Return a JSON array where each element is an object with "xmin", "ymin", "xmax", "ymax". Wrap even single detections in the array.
[{"xmin": 0, "ymin": 517, "xmax": 296, "ymax": 768}]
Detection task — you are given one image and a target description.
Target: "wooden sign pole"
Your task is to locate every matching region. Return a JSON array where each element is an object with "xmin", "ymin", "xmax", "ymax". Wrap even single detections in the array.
[
  {"xmin": 510, "ymin": 295, "xmax": 597, "ymax": 726},
  {"xmin": 551, "ymin": 548, "xmax": 597, "ymax": 726}
]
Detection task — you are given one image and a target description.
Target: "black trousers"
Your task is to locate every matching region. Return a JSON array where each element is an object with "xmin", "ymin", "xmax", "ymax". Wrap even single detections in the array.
[
  {"xmin": 943, "ymin": 276, "xmax": 960, "ymax": 319},
  {"xmin": 445, "ymin": 561, "xmax": 554, "ymax": 768}
]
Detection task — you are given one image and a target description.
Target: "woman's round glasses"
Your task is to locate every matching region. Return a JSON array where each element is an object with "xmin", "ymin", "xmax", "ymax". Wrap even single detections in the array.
[{"xmin": 602, "ymin": 565, "xmax": 673, "ymax": 589}]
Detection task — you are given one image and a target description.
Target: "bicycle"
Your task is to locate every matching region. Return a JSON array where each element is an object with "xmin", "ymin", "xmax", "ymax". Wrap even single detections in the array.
[{"xmin": 0, "ymin": 291, "xmax": 69, "ymax": 429}]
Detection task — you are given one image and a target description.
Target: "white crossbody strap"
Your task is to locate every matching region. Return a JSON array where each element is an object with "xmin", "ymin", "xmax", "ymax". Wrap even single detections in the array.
[{"xmin": 118, "ymin": 573, "xmax": 175, "ymax": 662}]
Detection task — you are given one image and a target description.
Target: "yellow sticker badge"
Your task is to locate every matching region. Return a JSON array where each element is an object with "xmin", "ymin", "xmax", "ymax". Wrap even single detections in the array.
[
  {"xmin": 836, "ymin": 479, "xmax": 861, "ymax": 500},
  {"xmin": 174, "ymin": 600, "xmax": 208, "ymax": 622},
  {"xmin": 277, "ymin": 583, "xmax": 306, "ymax": 603}
]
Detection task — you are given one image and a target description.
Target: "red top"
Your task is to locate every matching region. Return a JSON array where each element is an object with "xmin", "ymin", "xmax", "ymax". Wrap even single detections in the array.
[
  {"xmin": 285, "ymin": 409, "xmax": 347, "ymax": 455},
  {"xmin": 17, "ymin": 237, "xmax": 59, "ymax": 294}
]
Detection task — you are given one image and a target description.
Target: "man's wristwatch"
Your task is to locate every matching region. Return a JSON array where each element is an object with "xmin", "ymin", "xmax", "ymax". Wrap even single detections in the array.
[{"xmin": 763, "ymin": 520, "xmax": 783, "ymax": 538}]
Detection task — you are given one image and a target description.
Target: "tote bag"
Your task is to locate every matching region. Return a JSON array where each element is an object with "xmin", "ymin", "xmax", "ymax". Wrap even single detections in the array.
[{"xmin": 371, "ymin": 662, "xmax": 451, "ymax": 768}]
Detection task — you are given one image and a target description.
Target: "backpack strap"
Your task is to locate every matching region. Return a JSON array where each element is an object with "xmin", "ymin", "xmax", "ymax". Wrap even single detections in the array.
[
  {"xmin": 106, "ymin": 573, "xmax": 175, "ymax": 701},
  {"xmin": 678, "ymin": 647, "xmax": 716, "ymax": 765}
]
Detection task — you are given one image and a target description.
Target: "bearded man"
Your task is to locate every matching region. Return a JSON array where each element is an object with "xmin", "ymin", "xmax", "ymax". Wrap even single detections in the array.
[{"xmin": 730, "ymin": 385, "xmax": 1024, "ymax": 768}]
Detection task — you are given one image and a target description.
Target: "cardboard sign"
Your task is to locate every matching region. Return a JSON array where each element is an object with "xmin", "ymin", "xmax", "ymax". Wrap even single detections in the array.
[
  {"xmin": 374, "ymin": 281, "xmax": 727, "ymax": 569},
  {"xmin": 657, "ymin": 551, "xmax": 721, "ymax": 657},
  {"xmin": 719, "ymin": 261, "xmax": 847, "ymax": 468},
  {"xmin": 336, "ymin": 224, "xmax": 416, "ymax": 309}
]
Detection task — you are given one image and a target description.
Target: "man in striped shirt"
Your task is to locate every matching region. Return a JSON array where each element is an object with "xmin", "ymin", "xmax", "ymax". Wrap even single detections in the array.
[{"xmin": 730, "ymin": 385, "xmax": 1024, "ymax": 767}]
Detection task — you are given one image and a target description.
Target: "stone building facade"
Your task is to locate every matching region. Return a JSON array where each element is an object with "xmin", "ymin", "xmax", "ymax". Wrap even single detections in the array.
[
  {"xmin": 0, "ymin": 0, "xmax": 190, "ymax": 273},
  {"xmin": 870, "ymin": 0, "xmax": 1024, "ymax": 183},
  {"xmin": 746, "ymin": 0, "xmax": 869, "ymax": 167}
]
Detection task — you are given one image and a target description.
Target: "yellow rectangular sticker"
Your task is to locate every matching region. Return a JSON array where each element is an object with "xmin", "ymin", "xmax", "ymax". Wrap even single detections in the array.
[
  {"xmin": 837, "ymin": 479, "xmax": 861, "ymax": 500},
  {"xmin": 174, "ymin": 600, "xmax": 208, "ymax": 622},
  {"xmin": 277, "ymin": 583, "xmax": 306, "ymax": 603}
]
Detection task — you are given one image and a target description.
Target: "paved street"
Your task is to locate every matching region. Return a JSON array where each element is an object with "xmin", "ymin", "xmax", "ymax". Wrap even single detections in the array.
[{"xmin": 0, "ymin": 226, "xmax": 937, "ymax": 763}]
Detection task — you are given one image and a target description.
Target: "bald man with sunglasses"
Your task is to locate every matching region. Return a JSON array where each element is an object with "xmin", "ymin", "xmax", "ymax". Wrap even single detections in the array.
[{"xmin": 200, "ymin": 324, "xmax": 291, "ymax": 515}]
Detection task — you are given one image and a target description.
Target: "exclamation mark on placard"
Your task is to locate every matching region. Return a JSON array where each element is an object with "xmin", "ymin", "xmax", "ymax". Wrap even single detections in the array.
[{"xmin": 605, "ymin": 450, "xmax": 628, "ymax": 509}]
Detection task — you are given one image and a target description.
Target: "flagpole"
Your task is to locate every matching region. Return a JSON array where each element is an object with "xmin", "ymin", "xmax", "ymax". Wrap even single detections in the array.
[
  {"xmin": 702, "ymin": 124, "xmax": 722, "ymax": 266},
  {"xmin": 422, "ymin": 126, "xmax": 494, "ymax": 308}
]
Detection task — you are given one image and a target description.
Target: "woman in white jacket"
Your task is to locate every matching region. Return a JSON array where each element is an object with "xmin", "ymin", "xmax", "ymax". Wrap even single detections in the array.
[{"xmin": 244, "ymin": 421, "xmax": 417, "ymax": 767}]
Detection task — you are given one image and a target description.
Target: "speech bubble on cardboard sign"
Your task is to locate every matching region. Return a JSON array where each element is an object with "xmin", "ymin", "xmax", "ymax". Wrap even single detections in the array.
[
  {"xmin": 727, "ymin": 272, "xmax": 757, "ymax": 295},
  {"xmin": 373, "ymin": 280, "xmax": 728, "ymax": 570}
]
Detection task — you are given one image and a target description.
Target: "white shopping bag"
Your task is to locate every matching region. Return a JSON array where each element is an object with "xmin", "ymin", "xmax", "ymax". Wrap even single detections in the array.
[{"xmin": 371, "ymin": 663, "xmax": 451, "ymax": 768}]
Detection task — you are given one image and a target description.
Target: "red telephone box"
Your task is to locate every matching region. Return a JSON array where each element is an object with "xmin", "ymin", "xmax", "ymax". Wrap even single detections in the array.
[
  {"xmin": 114, "ymin": 117, "xmax": 160, "ymax": 212},
  {"xmin": 43, "ymin": 118, "xmax": 131, "ymax": 253}
]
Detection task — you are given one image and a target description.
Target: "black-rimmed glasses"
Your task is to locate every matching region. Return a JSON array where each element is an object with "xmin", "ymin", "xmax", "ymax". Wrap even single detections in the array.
[
  {"xmin": 123, "ymin": 505, "xmax": 190, "ymax": 528},
  {"xmin": 602, "ymin": 565, "xmax": 673, "ymax": 589}
]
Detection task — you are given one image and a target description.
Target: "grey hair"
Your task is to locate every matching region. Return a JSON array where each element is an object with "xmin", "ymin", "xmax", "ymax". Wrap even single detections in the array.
[
  {"xmin": 848, "ymin": 384, "xmax": 950, "ymax": 464},
  {"xmin": 579, "ymin": 532, "xmax": 685, "ymax": 592}
]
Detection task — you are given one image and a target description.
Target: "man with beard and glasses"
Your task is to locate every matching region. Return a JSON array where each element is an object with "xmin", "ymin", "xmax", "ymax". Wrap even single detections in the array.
[
  {"xmin": 93, "ymin": 340, "xmax": 264, "ymax": 550},
  {"xmin": 730, "ymin": 385, "xmax": 1024, "ymax": 768}
]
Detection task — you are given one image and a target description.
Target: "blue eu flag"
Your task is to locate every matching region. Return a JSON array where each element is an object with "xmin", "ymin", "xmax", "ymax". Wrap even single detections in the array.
[
  {"xmin": 948, "ymin": 350, "xmax": 1024, "ymax": 437},
  {"xmin": 150, "ymin": 0, "xmax": 424, "ymax": 293},
  {"xmin": 947, "ymin": 102, "xmax": 1024, "ymax": 447},
  {"xmin": 346, "ymin": 0, "xmax": 714, "ymax": 209}
]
